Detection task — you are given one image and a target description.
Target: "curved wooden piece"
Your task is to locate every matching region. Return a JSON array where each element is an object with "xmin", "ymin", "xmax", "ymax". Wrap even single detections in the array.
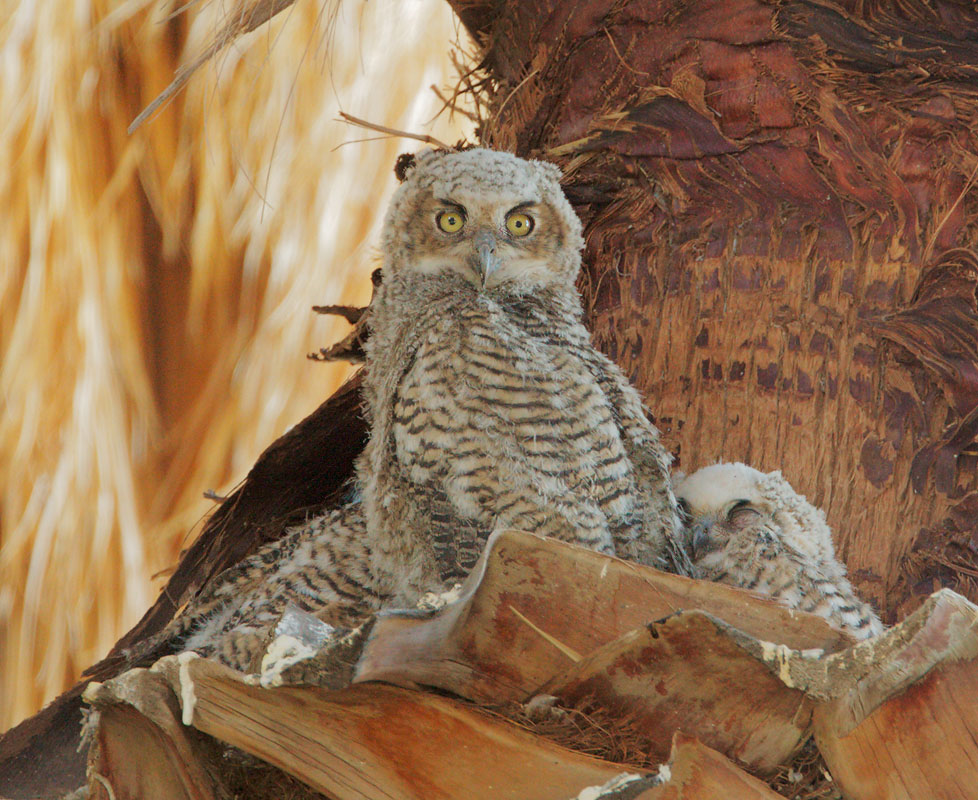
[{"xmin": 356, "ymin": 530, "xmax": 852, "ymax": 701}]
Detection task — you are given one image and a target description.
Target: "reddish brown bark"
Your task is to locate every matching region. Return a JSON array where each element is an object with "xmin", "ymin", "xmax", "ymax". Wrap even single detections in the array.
[{"xmin": 453, "ymin": 0, "xmax": 978, "ymax": 621}]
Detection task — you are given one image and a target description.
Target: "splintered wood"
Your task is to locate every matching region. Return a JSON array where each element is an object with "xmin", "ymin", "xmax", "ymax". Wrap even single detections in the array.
[
  {"xmin": 81, "ymin": 532, "xmax": 978, "ymax": 799},
  {"xmin": 85, "ymin": 670, "xmax": 217, "ymax": 800},
  {"xmin": 91, "ymin": 657, "xmax": 633, "ymax": 800}
]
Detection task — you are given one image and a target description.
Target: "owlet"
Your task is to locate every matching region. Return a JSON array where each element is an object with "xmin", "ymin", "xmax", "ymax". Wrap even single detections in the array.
[
  {"xmin": 359, "ymin": 147, "xmax": 686, "ymax": 601},
  {"xmin": 675, "ymin": 462, "xmax": 884, "ymax": 639},
  {"xmin": 152, "ymin": 148, "xmax": 686, "ymax": 671}
]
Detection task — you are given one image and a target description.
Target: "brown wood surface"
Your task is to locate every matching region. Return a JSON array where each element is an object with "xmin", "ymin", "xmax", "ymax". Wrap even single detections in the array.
[
  {"xmin": 149, "ymin": 655, "xmax": 647, "ymax": 800},
  {"xmin": 640, "ymin": 733, "xmax": 790, "ymax": 800},
  {"xmin": 813, "ymin": 589, "xmax": 978, "ymax": 800},
  {"xmin": 79, "ymin": 660, "xmax": 792, "ymax": 800},
  {"xmin": 542, "ymin": 611, "xmax": 813, "ymax": 772},
  {"xmin": 85, "ymin": 670, "xmax": 217, "ymax": 800},
  {"xmin": 355, "ymin": 530, "xmax": 852, "ymax": 702}
]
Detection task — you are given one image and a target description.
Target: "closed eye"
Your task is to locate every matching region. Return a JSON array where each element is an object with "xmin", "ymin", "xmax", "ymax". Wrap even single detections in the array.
[{"xmin": 727, "ymin": 499, "xmax": 761, "ymax": 528}]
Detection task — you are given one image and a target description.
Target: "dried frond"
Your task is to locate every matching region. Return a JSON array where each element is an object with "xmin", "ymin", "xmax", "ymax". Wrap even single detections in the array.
[
  {"xmin": 492, "ymin": 697, "xmax": 653, "ymax": 770},
  {"xmin": 128, "ymin": 0, "xmax": 299, "ymax": 133},
  {"xmin": 0, "ymin": 0, "xmax": 474, "ymax": 732},
  {"xmin": 337, "ymin": 111, "xmax": 452, "ymax": 150}
]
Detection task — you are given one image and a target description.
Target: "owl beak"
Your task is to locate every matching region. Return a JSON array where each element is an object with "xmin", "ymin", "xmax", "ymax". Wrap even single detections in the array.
[
  {"xmin": 474, "ymin": 231, "xmax": 499, "ymax": 286},
  {"xmin": 690, "ymin": 520, "xmax": 712, "ymax": 560}
]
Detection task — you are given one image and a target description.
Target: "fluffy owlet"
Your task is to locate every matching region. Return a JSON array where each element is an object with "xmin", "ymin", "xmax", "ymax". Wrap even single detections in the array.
[
  {"xmin": 146, "ymin": 148, "xmax": 685, "ymax": 671},
  {"xmin": 360, "ymin": 147, "xmax": 686, "ymax": 600},
  {"xmin": 674, "ymin": 462, "xmax": 884, "ymax": 640}
]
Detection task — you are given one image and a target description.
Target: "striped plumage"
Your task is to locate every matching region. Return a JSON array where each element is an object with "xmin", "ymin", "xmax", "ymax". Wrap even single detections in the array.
[
  {"xmin": 153, "ymin": 149, "xmax": 685, "ymax": 671},
  {"xmin": 675, "ymin": 462, "xmax": 884, "ymax": 640},
  {"xmin": 158, "ymin": 504, "xmax": 384, "ymax": 671},
  {"xmin": 360, "ymin": 148, "xmax": 684, "ymax": 600}
]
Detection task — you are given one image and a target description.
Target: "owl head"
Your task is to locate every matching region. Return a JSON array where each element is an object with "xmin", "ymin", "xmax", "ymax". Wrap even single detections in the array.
[
  {"xmin": 381, "ymin": 149, "xmax": 584, "ymax": 292},
  {"xmin": 674, "ymin": 462, "xmax": 836, "ymax": 570}
]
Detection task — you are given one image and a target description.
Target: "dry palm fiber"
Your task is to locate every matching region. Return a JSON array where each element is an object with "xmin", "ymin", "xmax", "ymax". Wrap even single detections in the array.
[
  {"xmin": 0, "ymin": 0, "xmax": 473, "ymax": 732},
  {"xmin": 507, "ymin": 698, "xmax": 840, "ymax": 798}
]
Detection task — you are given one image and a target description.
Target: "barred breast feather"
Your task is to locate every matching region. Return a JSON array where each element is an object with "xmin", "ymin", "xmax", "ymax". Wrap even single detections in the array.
[{"xmin": 360, "ymin": 271, "xmax": 680, "ymax": 600}]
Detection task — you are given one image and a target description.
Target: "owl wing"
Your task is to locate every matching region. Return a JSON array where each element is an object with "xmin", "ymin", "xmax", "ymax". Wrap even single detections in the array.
[
  {"xmin": 580, "ymin": 348, "xmax": 692, "ymax": 575},
  {"xmin": 427, "ymin": 483, "xmax": 489, "ymax": 583},
  {"xmin": 128, "ymin": 503, "xmax": 383, "ymax": 670}
]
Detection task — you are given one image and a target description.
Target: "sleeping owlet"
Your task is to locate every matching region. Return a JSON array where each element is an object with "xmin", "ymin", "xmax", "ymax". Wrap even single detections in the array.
[
  {"xmin": 359, "ymin": 147, "xmax": 687, "ymax": 601},
  {"xmin": 674, "ymin": 462, "xmax": 884, "ymax": 639}
]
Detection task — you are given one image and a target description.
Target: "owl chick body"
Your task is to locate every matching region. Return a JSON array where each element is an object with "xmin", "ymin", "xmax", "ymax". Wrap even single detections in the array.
[
  {"xmin": 675, "ymin": 462, "xmax": 884, "ymax": 639},
  {"xmin": 360, "ymin": 148, "xmax": 683, "ymax": 599}
]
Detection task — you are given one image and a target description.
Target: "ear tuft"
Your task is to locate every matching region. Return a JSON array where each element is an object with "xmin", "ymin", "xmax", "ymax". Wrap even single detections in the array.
[{"xmin": 394, "ymin": 152, "xmax": 417, "ymax": 183}]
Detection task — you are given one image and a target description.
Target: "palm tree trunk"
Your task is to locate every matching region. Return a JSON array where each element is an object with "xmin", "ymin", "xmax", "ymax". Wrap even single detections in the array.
[
  {"xmin": 452, "ymin": 0, "xmax": 978, "ymax": 621},
  {"xmin": 6, "ymin": 2, "xmax": 978, "ymax": 794}
]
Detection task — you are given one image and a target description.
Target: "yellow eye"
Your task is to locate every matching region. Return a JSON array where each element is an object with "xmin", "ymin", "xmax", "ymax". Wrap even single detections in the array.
[
  {"xmin": 506, "ymin": 212, "xmax": 534, "ymax": 237},
  {"xmin": 436, "ymin": 210, "xmax": 465, "ymax": 234}
]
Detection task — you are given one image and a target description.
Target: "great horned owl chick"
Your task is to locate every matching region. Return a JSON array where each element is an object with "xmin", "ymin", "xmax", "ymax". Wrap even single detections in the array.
[
  {"xmin": 145, "ymin": 148, "xmax": 686, "ymax": 673},
  {"xmin": 675, "ymin": 462, "xmax": 884, "ymax": 640},
  {"xmin": 360, "ymin": 148, "xmax": 686, "ymax": 600}
]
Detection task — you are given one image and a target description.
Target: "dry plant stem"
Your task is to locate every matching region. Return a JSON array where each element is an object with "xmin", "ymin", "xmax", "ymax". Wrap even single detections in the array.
[
  {"xmin": 311, "ymin": 304, "xmax": 364, "ymax": 324},
  {"xmin": 129, "ymin": 0, "xmax": 297, "ymax": 132},
  {"xmin": 337, "ymin": 111, "xmax": 452, "ymax": 149}
]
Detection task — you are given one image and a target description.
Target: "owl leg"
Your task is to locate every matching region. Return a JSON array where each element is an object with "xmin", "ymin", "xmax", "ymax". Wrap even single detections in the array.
[{"xmin": 205, "ymin": 599, "xmax": 375, "ymax": 681}]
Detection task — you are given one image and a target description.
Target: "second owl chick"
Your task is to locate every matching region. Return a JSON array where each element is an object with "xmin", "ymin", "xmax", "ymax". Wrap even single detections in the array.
[{"xmin": 675, "ymin": 462, "xmax": 884, "ymax": 640}]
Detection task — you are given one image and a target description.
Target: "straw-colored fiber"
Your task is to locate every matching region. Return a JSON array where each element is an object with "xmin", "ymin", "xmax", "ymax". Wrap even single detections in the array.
[{"xmin": 0, "ymin": 0, "xmax": 472, "ymax": 731}]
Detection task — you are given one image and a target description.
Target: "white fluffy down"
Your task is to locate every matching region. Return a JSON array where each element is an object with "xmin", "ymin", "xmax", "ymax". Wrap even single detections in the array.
[
  {"xmin": 675, "ymin": 462, "xmax": 835, "ymax": 564},
  {"xmin": 673, "ymin": 461, "xmax": 767, "ymax": 517}
]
